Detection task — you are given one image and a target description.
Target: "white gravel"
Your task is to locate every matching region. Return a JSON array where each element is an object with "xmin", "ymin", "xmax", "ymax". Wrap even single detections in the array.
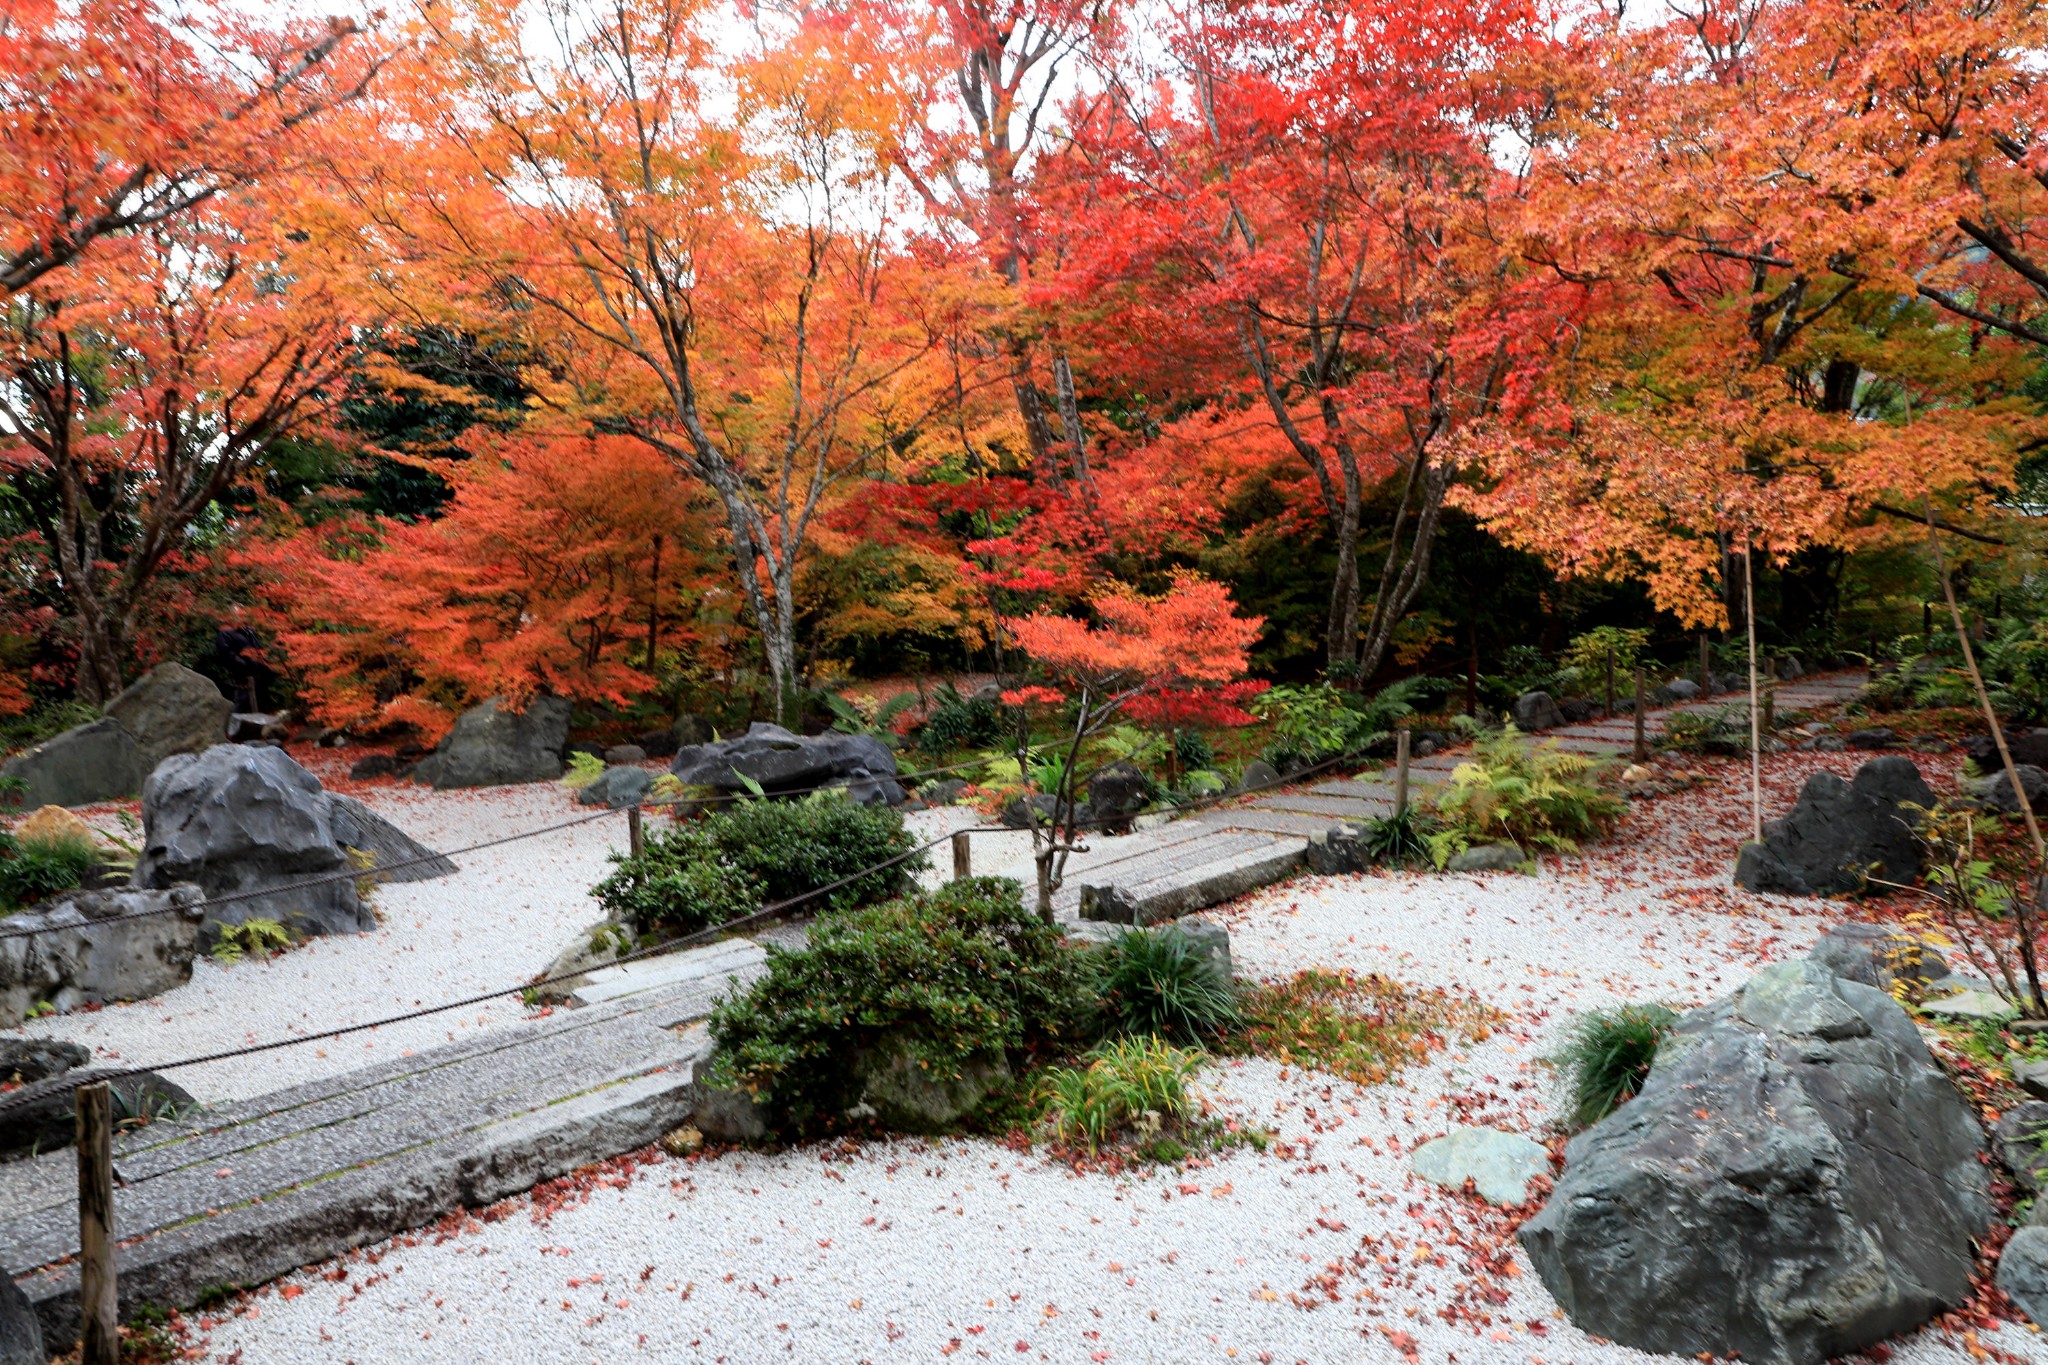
[{"xmin": 182, "ymin": 751, "xmax": 2045, "ymax": 1364}]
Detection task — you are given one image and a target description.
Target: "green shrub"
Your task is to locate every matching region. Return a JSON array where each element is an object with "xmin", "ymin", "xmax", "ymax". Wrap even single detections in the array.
[
  {"xmin": 1173, "ymin": 729, "xmax": 1216, "ymax": 774},
  {"xmin": 912, "ymin": 683, "xmax": 1010, "ymax": 755},
  {"xmin": 1358, "ymin": 805, "xmax": 1436, "ymax": 867},
  {"xmin": 1551, "ymin": 1003, "xmax": 1678, "ymax": 1129},
  {"xmin": 1428, "ymin": 726, "xmax": 1624, "ymax": 865},
  {"xmin": 591, "ymin": 793, "xmax": 922, "ymax": 937},
  {"xmin": 1094, "ymin": 929, "xmax": 1240, "ymax": 1044},
  {"xmin": 708, "ymin": 878, "xmax": 1094, "ymax": 1133},
  {"xmin": 0, "ymin": 828, "xmax": 99, "ymax": 913},
  {"xmin": 1034, "ymin": 1036, "xmax": 1205, "ymax": 1151},
  {"xmin": 1559, "ymin": 627, "xmax": 1650, "ymax": 693}
]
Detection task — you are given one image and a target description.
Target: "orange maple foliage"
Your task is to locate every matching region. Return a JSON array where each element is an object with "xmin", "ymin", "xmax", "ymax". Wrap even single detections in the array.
[
  {"xmin": 1003, "ymin": 573, "xmax": 1263, "ymax": 695},
  {"xmin": 244, "ymin": 434, "xmax": 716, "ymax": 740}
]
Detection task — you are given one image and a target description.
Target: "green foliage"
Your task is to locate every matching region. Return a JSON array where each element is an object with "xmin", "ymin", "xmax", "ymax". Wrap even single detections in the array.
[
  {"xmin": 1093, "ymin": 724, "xmax": 1169, "ymax": 772},
  {"xmin": 912, "ymin": 683, "xmax": 1010, "ymax": 755},
  {"xmin": 0, "ymin": 827, "xmax": 99, "ymax": 912},
  {"xmin": 1559, "ymin": 627, "xmax": 1651, "ymax": 692},
  {"xmin": 0, "ymin": 700, "xmax": 103, "ymax": 759},
  {"xmin": 1984, "ymin": 621, "xmax": 2048, "ymax": 724},
  {"xmin": 1479, "ymin": 644, "xmax": 1560, "ymax": 707},
  {"xmin": 561, "ymin": 751, "xmax": 607, "ymax": 790},
  {"xmin": 824, "ymin": 690, "xmax": 919, "ymax": 737},
  {"xmin": 1251, "ymin": 677, "xmax": 1431, "ymax": 769},
  {"xmin": 1230, "ymin": 968, "xmax": 1503, "ymax": 1088},
  {"xmin": 1173, "ymin": 728, "xmax": 1215, "ymax": 773},
  {"xmin": 1358, "ymin": 805, "xmax": 1437, "ymax": 867},
  {"xmin": 592, "ymin": 792, "xmax": 922, "ymax": 937},
  {"xmin": 1034, "ymin": 1036, "xmax": 1205, "ymax": 1151},
  {"xmin": 707, "ymin": 878, "xmax": 1095, "ymax": 1133},
  {"xmin": 1428, "ymin": 726, "xmax": 1624, "ymax": 864},
  {"xmin": 1093, "ymin": 928, "xmax": 1241, "ymax": 1044},
  {"xmin": 211, "ymin": 917, "xmax": 296, "ymax": 965},
  {"xmin": 1660, "ymin": 705, "xmax": 1750, "ymax": 755},
  {"xmin": 1551, "ymin": 1003, "xmax": 1678, "ymax": 1130}
]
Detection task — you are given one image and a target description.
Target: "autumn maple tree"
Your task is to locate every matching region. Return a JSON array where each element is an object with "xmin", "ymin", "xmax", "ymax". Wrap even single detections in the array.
[{"xmin": 1002, "ymin": 571, "xmax": 1261, "ymax": 918}]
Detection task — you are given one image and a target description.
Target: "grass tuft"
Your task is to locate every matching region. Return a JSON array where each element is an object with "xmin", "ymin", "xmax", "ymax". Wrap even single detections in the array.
[{"xmin": 1550, "ymin": 1003, "xmax": 1678, "ymax": 1130}]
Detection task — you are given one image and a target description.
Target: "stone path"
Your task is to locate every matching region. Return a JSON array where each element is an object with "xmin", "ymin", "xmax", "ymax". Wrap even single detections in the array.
[{"xmin": 0, "ymin": 672, "xmax": 1868, "ymax": 1346}]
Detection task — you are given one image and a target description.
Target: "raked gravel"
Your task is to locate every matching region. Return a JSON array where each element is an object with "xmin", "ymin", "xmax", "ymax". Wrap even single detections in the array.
[{"xmin": 186, "ymin": 750, "xmax": 2043, "ymax": 1364}]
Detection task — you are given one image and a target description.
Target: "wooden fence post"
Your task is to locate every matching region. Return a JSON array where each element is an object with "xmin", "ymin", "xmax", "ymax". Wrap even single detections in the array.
[
  {"xmin": 1604, "ymin": 650, "xmax": 1616, "ymax": 716},
  {"xmin": 952, "ymin": 831, "xmax": 972, "ymax": 881},
  {"xmin": 78, "ymin": 1082, "xmax": 116, "ymax": 1365},
  {"xmin": 1393, "ymin": 728, "xmax": 1412, "ymax": 816},
  {"xmin": 1633, "ymin": 667, "xmax": 1648, "ymax": 765},
  {"xmin": 627, "ymin": 805, "xmax": 644, "ymax": 860}
]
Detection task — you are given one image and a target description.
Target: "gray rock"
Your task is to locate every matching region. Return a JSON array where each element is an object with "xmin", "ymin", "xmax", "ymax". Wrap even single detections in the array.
[
  {"xmin": 0, "ymin": 718, "xmax": 147, "ymax": 809},
  {"xmin": 0, "ymin": 1267, "xmax": 41, "ymax": 1365},
  {"xmin": 1968, "ymin": 764, "xmax": 2048, "ymax": 817},
  {"xmin": 1519, "ymin": 961, "xmax": 1992, "ymax": 1365},
  {"xmin": 1805, "ymin": 921, "xmax": 1949, "ymax": 994},
  {"xmin": 1665, "ymin": 678, "xmax": 1701, "ymax": 701},
  {"xmin": 1732, "ymin": 756, "xmax": 1934, "ymax": 897},
  {"xmin": 1411, "ymin": 1127, "xmax": 1551, "ymax": 1205},
  {"xmin": 1238, "ymin": 760, "xmax": 1281, "ymax": 793},
  {"xmin": 1077, "ymin": 883, "xmax": 1140, "ymax": 924},
  {"xmin": 0, "ymin": 1067, "xmax": 195, "ymax": 1162},
  {"xmin": 1512, "ymin": 690, "xmax": 1567, "ymax": 732},
  {"xmin": 1000, "ymin": 793, "xmax": 1061, "ymax": 830},
  {"xmin": 672, "ymin": 714, "xmax": 714, "ymax": 748},
  {"xmin": 0, "ymin": 1038, "xmax": 89, "ymax": 1087},
  {"xmin": 1996, "ymin": 1102, "xmax": 2048, "ymax": 1192},
  {"xmin": 1998, "ymin": 1227, "xmax": 2048, "ymax": 1325},
  {"xmin": 1967, "ymin": 730, "xmax": 2048, "ymax": 772},
  {"xmin": 1446, "ymin": 843, "xmax": 1524, "ymax": 873},
  {"xmin": 1802, "ymin": 734, "xmax": 1849, "ymax": 752},
  {"xmin": 669, "ymin": 722, "xmax": 903, "ymax": 806},
  {"xmin": 2014, "ymin": 1059, "xmax": 2048, "ymax": 1103},
  {"xmin": 529, "ymin": 921, "xmax": 630, "ymax": 1005},
  {"xmin": 634, "ymin": 728, "xmax": 680, "ymax": 759},
  {"xmin": 1778, "ymin": 655, "xmax": 1806, "ymax": 681},
  {"xmin": 104, "ymin": 663, "xmax": 232, "ymax": 771},
  {"xmin": 1919, "ymin": 989, "xmax": 2017, "ymax": 1021},
  {"xmin": 690, "ymin": 1059, "xmax": 771, "ymax": 1143},
  {"xmin": 325, "ymin": 793, "xmax": 458, "ymax": 883},
  {"xmin": 1305, "ymin": 825, "xmax": 1370, "ymax": 875},
  {"xmin": 919, "ymin": 778, "xmax": 969, "ymax": 807},
  {"xmin": 348, "ymin": 753, "xmax": 407, "ymax": 781},
  {"xmin": 857, "ymin": 1035, "xmax": 1010, "ymax": 1134},
  {"xmin": 603, "ymin": 744, "xmax": 648, "ymax": 766},
  {"xmin": 227, "ymin": 712, "xmax": 287, "ymax": 743},
  {"xmin": 579, "ymin": 765, "xmax": 654, "ymax": 809},
  {"xmin": 0, "ymin": 885, "xmax": 205, "ymax": 1027},
  {"xmin": 411, "ymin": 696, "xmax": 572, "ymax": 789},
  {"xmin": 1846, "ymin": 727, "xmax": 1897, "ymax": 749},
  {"xmin": 1088, "ymin": 761, "xmax": 1150, "ymax": 831},
  {"xmin": 133, "ymin": 745, "xmax": 373, "ymax": 940}
]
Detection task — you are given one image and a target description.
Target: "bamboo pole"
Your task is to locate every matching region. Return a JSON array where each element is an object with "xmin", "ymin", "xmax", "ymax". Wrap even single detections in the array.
[
  {"xmin": 78, "ymin": 1082, "xmax": 117, "ymax": 1365},
  {"xmin": 1633, "ymin": 668, "xmax": 1647, "ymax": 764},
  {"xmin": 1744, "ymin": 543, "xmax": 1762, "ymax": 842},
  {"xmin": 1394, "ymin": 729, "xmax": 1412, "ymax": 816}
]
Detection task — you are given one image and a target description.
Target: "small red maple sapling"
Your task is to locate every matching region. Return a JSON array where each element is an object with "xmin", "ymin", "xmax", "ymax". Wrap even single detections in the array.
[{"xmin": 999, "ymin": 572, "xmax": 1262, "ymax": 920}]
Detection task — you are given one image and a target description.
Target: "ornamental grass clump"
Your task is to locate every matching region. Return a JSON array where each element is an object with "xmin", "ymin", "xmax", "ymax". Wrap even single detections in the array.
[
  {"xmin": 1093, "ymin": 928, "xmax": 1241, "ymax": 1044},
  {"xmin": 1034, "ymin": 1036, "xmax": 1206, "ymax": 1152},
  {"xmin": 1550, "ymin": 1003, "xmax": 1679, "ymax": 1130},
  {"xmin": 0, "ymin": 827, "xmax": 101, "ymax": 915}
]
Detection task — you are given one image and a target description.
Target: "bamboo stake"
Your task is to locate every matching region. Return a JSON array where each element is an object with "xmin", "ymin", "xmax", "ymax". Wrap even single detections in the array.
[
  {"xmin": 1745, "ymin": 542, "xmax": 1762, "ymax": 842},
  {"xmin": 1633, "ymin": 667, "xmax": 1647, "ymax": 764}
]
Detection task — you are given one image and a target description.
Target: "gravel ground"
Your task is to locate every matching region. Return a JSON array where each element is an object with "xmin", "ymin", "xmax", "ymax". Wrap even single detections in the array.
[
  {"xmin": 5, "ymin": 761, "xmax": 1164, "ymax": 1102},
  {"xmin": 185, "ymin": 750, "xmax": 2045, "ymax": 1365}
]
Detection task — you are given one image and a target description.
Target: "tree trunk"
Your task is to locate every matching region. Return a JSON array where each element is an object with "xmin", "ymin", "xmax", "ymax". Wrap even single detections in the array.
[{"xmin": 1326, "ymin": 495, "xmax": 1362, "ymax": 674}]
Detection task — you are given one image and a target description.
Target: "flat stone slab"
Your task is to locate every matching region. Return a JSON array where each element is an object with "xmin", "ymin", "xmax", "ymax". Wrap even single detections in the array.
[
  {"xmin": 1920, "ymin": 990, "xmax": 2017, "ymax": 1022},
  {"xmin": 568, "ymin": 938, "xmax": 767, "ymax": 1006},
  {"xmin": 1411, "ymin": 1126, "xmax": 1552, "ymax": 1205}
]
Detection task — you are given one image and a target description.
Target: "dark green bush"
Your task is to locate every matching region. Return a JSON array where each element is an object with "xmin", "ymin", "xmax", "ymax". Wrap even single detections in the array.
[
  {"xmin": 0, "ymin": 830, "xmax": 99, "ymax": 914},
  {"xmin": 1552, "ymin": 1003, "xmax": 1678, "ymax": 1130},
  {"xmin": 591, "ymin": 794, "xmax": 922, "ymax": 937},
  {"xmin": 1173, "ymin": 729, "xmax": 1216, "ymax": 774},
  {"xmin": 911, "ymin": 683, "xmax": 1009, "ymax": 756},
  {"xmin": 1359, "ymin": 806, "xmax": 1436, "ymax": 867},
  {"xmin": 1094, "ymin": 928, "xmax": 1240, "ymax": 1044},
  {"xmin": 707, "ymin": 877, "xmax": 1095, "ymax": 1133}
]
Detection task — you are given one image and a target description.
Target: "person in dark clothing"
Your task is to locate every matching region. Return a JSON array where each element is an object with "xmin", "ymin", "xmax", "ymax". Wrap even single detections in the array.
[{"xmin": 212, "ymin": 625, "xmax": 272, "ymax": 713}]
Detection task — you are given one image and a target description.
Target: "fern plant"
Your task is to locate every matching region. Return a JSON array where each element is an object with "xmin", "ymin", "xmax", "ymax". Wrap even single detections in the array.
[
  {"xmin": 561, "ymin": 750, "xmax": 607, "ymax": 790},
  {"xmin": 824, "ymin": 690, "xmax": 920, "ymax": 737},
  {"xmin": 1429, "ymin": 726, "xmax": 1624, "ymax": 865},
  {"xmin": 212, "ymin": 917, "xmax": 295, "ymax": 964}
]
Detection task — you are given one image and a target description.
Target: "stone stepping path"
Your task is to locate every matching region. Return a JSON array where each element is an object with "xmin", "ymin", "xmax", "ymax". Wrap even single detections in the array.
[{"xmin": 0, "ymin": 671, "xmax": 1870, "ymax": 1345}]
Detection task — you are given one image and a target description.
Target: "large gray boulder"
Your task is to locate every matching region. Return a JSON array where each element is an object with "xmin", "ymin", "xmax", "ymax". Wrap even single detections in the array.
[
  {"xmin": 411, "ymin": 696, "xmax": 572, "ymax": 789},
  {"xmin": 104, "ymin": 662, "xmax": 232, "ymax": 771},
  {"xmin": 133, "ymin": 746, "xmax": 373, "ymax": 939},
  {"xmin": 1087, "ymin": 761, "xmax": 1150, "ymax": 831},
  {"xmin": 669, "ymin": 722, "xmax": 904, "ymax": 806},
  {"xmin": 1805, "ymin": 921, "xmax": 1951, "ymax": 994},
  {"xmin": 0, "ymin": 1067, "xmax": 194, "ymax": 1163},
  {"xmin": 0, "ymin": 1268, "xmax": 42, "ymax": 1365},
  {"xmin": 1519, "ymin": 961, "xmax": 1991, "ymax": 1365},
  {"xmin": 1732, "ymin": 756, "xmax": 1934, "ymax": 896},
  {"xmin": 1512, "ymin": 690, "xmax": 1568, "ymax": 732},
  {"xmin": 578, "ymin": 765, "xmax": 654, "ymax": 809},
  {"xmin": 326, "ymin": 793, "xmax": 459, "ymax": 883},
  {"xmin": 856, "ymin": 1035, "xmax": 1010, "ymax": 1134},
  {"xmin": 1965, "ymin": 763, "xmax": 2048, "ymax": 816},
  {"xmin": 0, "ymin": 718, "xmax": 147, "ymax": 809},
  {"xmin": 1999, "ymin": 1227, "xmax": 2048, "ymax": 1325},
  {"xmin": 0, "ymin": 885, "xmax": 206, "ymax": 1027}
]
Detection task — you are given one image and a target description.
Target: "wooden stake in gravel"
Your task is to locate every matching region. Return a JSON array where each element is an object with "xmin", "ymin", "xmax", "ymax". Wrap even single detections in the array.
[
  {"xmin": 77, "ymin": 1081, "xmax": 116, "ymax": 1365},
  {"xmin": 952, "ymin": 830, "xmax": 972, "ymax": 881},
  {"xmin": 1604, "ymin": 650, "xmax": 1616, "ymax": 716},
  {"xmin": 1393, "ymin": 728, "xmax": 1411, "ymax": 816},
  {"xmin": 627, "ymin": 805, "xmax": 644, "ymax": 860},
  {"xmin": 1633, "ymin": 667, "xmax": 1647, "ymax": 765},
  {"xmin": 1745, "ymin": 542, "xmax": 1762, "ymax": 843}
]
